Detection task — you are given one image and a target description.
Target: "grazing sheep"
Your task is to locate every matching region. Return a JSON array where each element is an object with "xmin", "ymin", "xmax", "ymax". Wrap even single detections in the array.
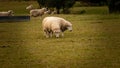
[
  {"xmin": 42, "ymin": 16, "xmax": 72, "ymax": 38},
  {"xmin": 26, "ymin": 4, "xmax": 34, "ymax": 10},
  {"xmin": 51, "ymin": 10, "xmax": 57, "ymax": 14},
  {"xmin": 30, "ymin": 8, "xmax": 47, "ymax": 17},
  {"xmin": 0, "ymin": 10, "xmax": 14, "ymax": 16},
  {"xmin": 44, "ymin": 9, "xmax": 51, "ymax": 15}
]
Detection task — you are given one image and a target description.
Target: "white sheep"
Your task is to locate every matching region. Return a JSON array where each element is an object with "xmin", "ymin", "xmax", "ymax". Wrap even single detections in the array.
[
  {"xmin": 42, "ymin": 16, "xmax": 72, "ymax": 38},
  {"xmin": 0, "ymin": 10, "xmax": 14, "ymax": 16},
  {"xmin": 51, "ymin": 10, "xmax": 57, "ymax": 15},
  {"xmin": 30, "ymin": 8, "xmax": 47, "ymax": 17},
  {"xmin": 44, "ymin": 9, "xmax": 51, "ymax": 15},
  {"xmin": 26, "ymin": 4, "xmax": 34, "ymax": 10}
]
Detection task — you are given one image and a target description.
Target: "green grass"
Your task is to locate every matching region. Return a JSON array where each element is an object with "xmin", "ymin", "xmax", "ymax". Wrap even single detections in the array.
[
  {"xmin": 70, "ymin": 6, "xmax": 109, "ymax": 14},
  {"xmin": 0, "ymin": 1, "xmax": 39, "ymax": 15},
  {"xmin": 0, "ymin": 1, "xmax": 120, "ymax": 68}
]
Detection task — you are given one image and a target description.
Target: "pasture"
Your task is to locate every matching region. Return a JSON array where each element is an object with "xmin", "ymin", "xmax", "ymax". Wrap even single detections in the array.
[{"xmin": 0, "ymin": 1, "xmax": 120, "ymax": 68}]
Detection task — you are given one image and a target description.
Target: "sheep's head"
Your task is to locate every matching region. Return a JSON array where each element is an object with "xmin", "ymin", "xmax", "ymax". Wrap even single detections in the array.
[
  {"xmin": 66, "ymin": 21, "xmax": 72, "ymax": 31},
  {"xmin": 67, "ymin": 26, "xmax": 72, "ymax": 32},
  {"xmin": 26, "ymin": 4, "xmax": 33, "ymax": 10},
  {"xmin": 8, "ymin": 10, "xmax": 14, "ymax": 16}
]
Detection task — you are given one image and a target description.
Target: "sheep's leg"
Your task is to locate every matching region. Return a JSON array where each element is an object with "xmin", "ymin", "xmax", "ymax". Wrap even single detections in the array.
[
  {"xmin": 54, "ymin": 32, "xmax": 60, "ymax": 38},
  {"xmin": 45, "ymin": 32, "xmax": 50, "ymax": 38},
  {"xmin": 50, "ymin": 32, "xmax": 53, "ymax": 38},
  {"xmin": 61, "ymin": 32, "xmax": 64, "ymax": 37},
  {"xmin": 44, "ymin": 30, "xmax": 49, "ymax": 38}
]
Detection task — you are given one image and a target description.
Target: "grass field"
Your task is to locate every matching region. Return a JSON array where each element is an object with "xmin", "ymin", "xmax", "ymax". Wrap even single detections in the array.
[{"xmin": 0, "ymin": 1, "xmax": 120, "ymax": 68}]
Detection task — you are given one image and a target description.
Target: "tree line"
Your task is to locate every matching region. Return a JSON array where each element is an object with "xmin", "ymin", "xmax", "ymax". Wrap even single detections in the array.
[
  {"xmin": 0, "ymin": 0, "xmax": 120, "ymax": 14},
  {"xmin": 37, "ymin": 0, "xmax": 120, "ymax": 14}
]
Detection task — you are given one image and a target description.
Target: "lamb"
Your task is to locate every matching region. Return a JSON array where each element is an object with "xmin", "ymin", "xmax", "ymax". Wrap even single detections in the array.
[
  {"xmin": 42, "ymin": 16, "xmax": 72, "ymax": 38},
  {"xmin": 44, "ymin": 9, "xmax": 51, "ymax": 15},
  {"xmin": 30, "ymin": 8, "xmax": 47, "ymax": 17},
  {"xmin": 51, "ymin": 10, "xmax": 57, "ymax": 15},
  {"xmin": 44, "ymin": 9, "xmax": 57, "ymax": 15},
  {"xmin": 26, "ymin": 4, "xmax": 34, "ymax": 10},
  {"xmin": 0, "ymin": 10, "xmax": 14, "ymax": 16}
]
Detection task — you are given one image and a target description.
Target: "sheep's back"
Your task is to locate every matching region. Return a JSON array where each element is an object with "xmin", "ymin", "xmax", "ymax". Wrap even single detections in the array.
[
  {"xmin": 42, "ymin": 17, "xmax": 61, "ymax": 30},
  {"xmin": 0, "ymin": 12, "xmax": 9, "ymax": 16}
]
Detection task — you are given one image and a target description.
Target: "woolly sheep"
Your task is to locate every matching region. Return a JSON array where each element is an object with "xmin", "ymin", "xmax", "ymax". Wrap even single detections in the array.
[
  {"xmin": 42, "ymin": 16, "xmax": 72, "ymax": 38},
  {"xmin": 26, "ymin": 4, "xmax": 34, "ymax": 10},
  {"xmin": 0, "ymin": 10, "xmax": 14, "ymax": 16},
  {"xmin": 30, "ymin": 8, "xmax": 47, "ymax": 17},
  {"xmin": 44, "ymin": 9, "xmax": 51, "ymax": 15},
  {"xmin": 51, "ymin": 10, "xmax": 57, "ymax": 14}
]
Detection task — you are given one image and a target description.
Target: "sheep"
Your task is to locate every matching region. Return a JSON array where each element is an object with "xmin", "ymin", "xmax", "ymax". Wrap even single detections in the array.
[
  {"xmin": 44, "ymin": 9, "xmax": 51, "ymax": 15},
  {"xmin": 30, "ymin": 8, "xmax": 47, "ymax": 17},
  {"xmin": 51, "ymin": 10, "xmax": 57, "ymax": 15},
  {"xmin": 42, "ymin": 16, "xmax": 72, "ymax": 38},
  {"xmin": 26, "ymin": 4, "xmax": 34, "ymax": 10},
  {"xmin": 0, "ymin": 10, "xmax": 14, "ymax": 16}
]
